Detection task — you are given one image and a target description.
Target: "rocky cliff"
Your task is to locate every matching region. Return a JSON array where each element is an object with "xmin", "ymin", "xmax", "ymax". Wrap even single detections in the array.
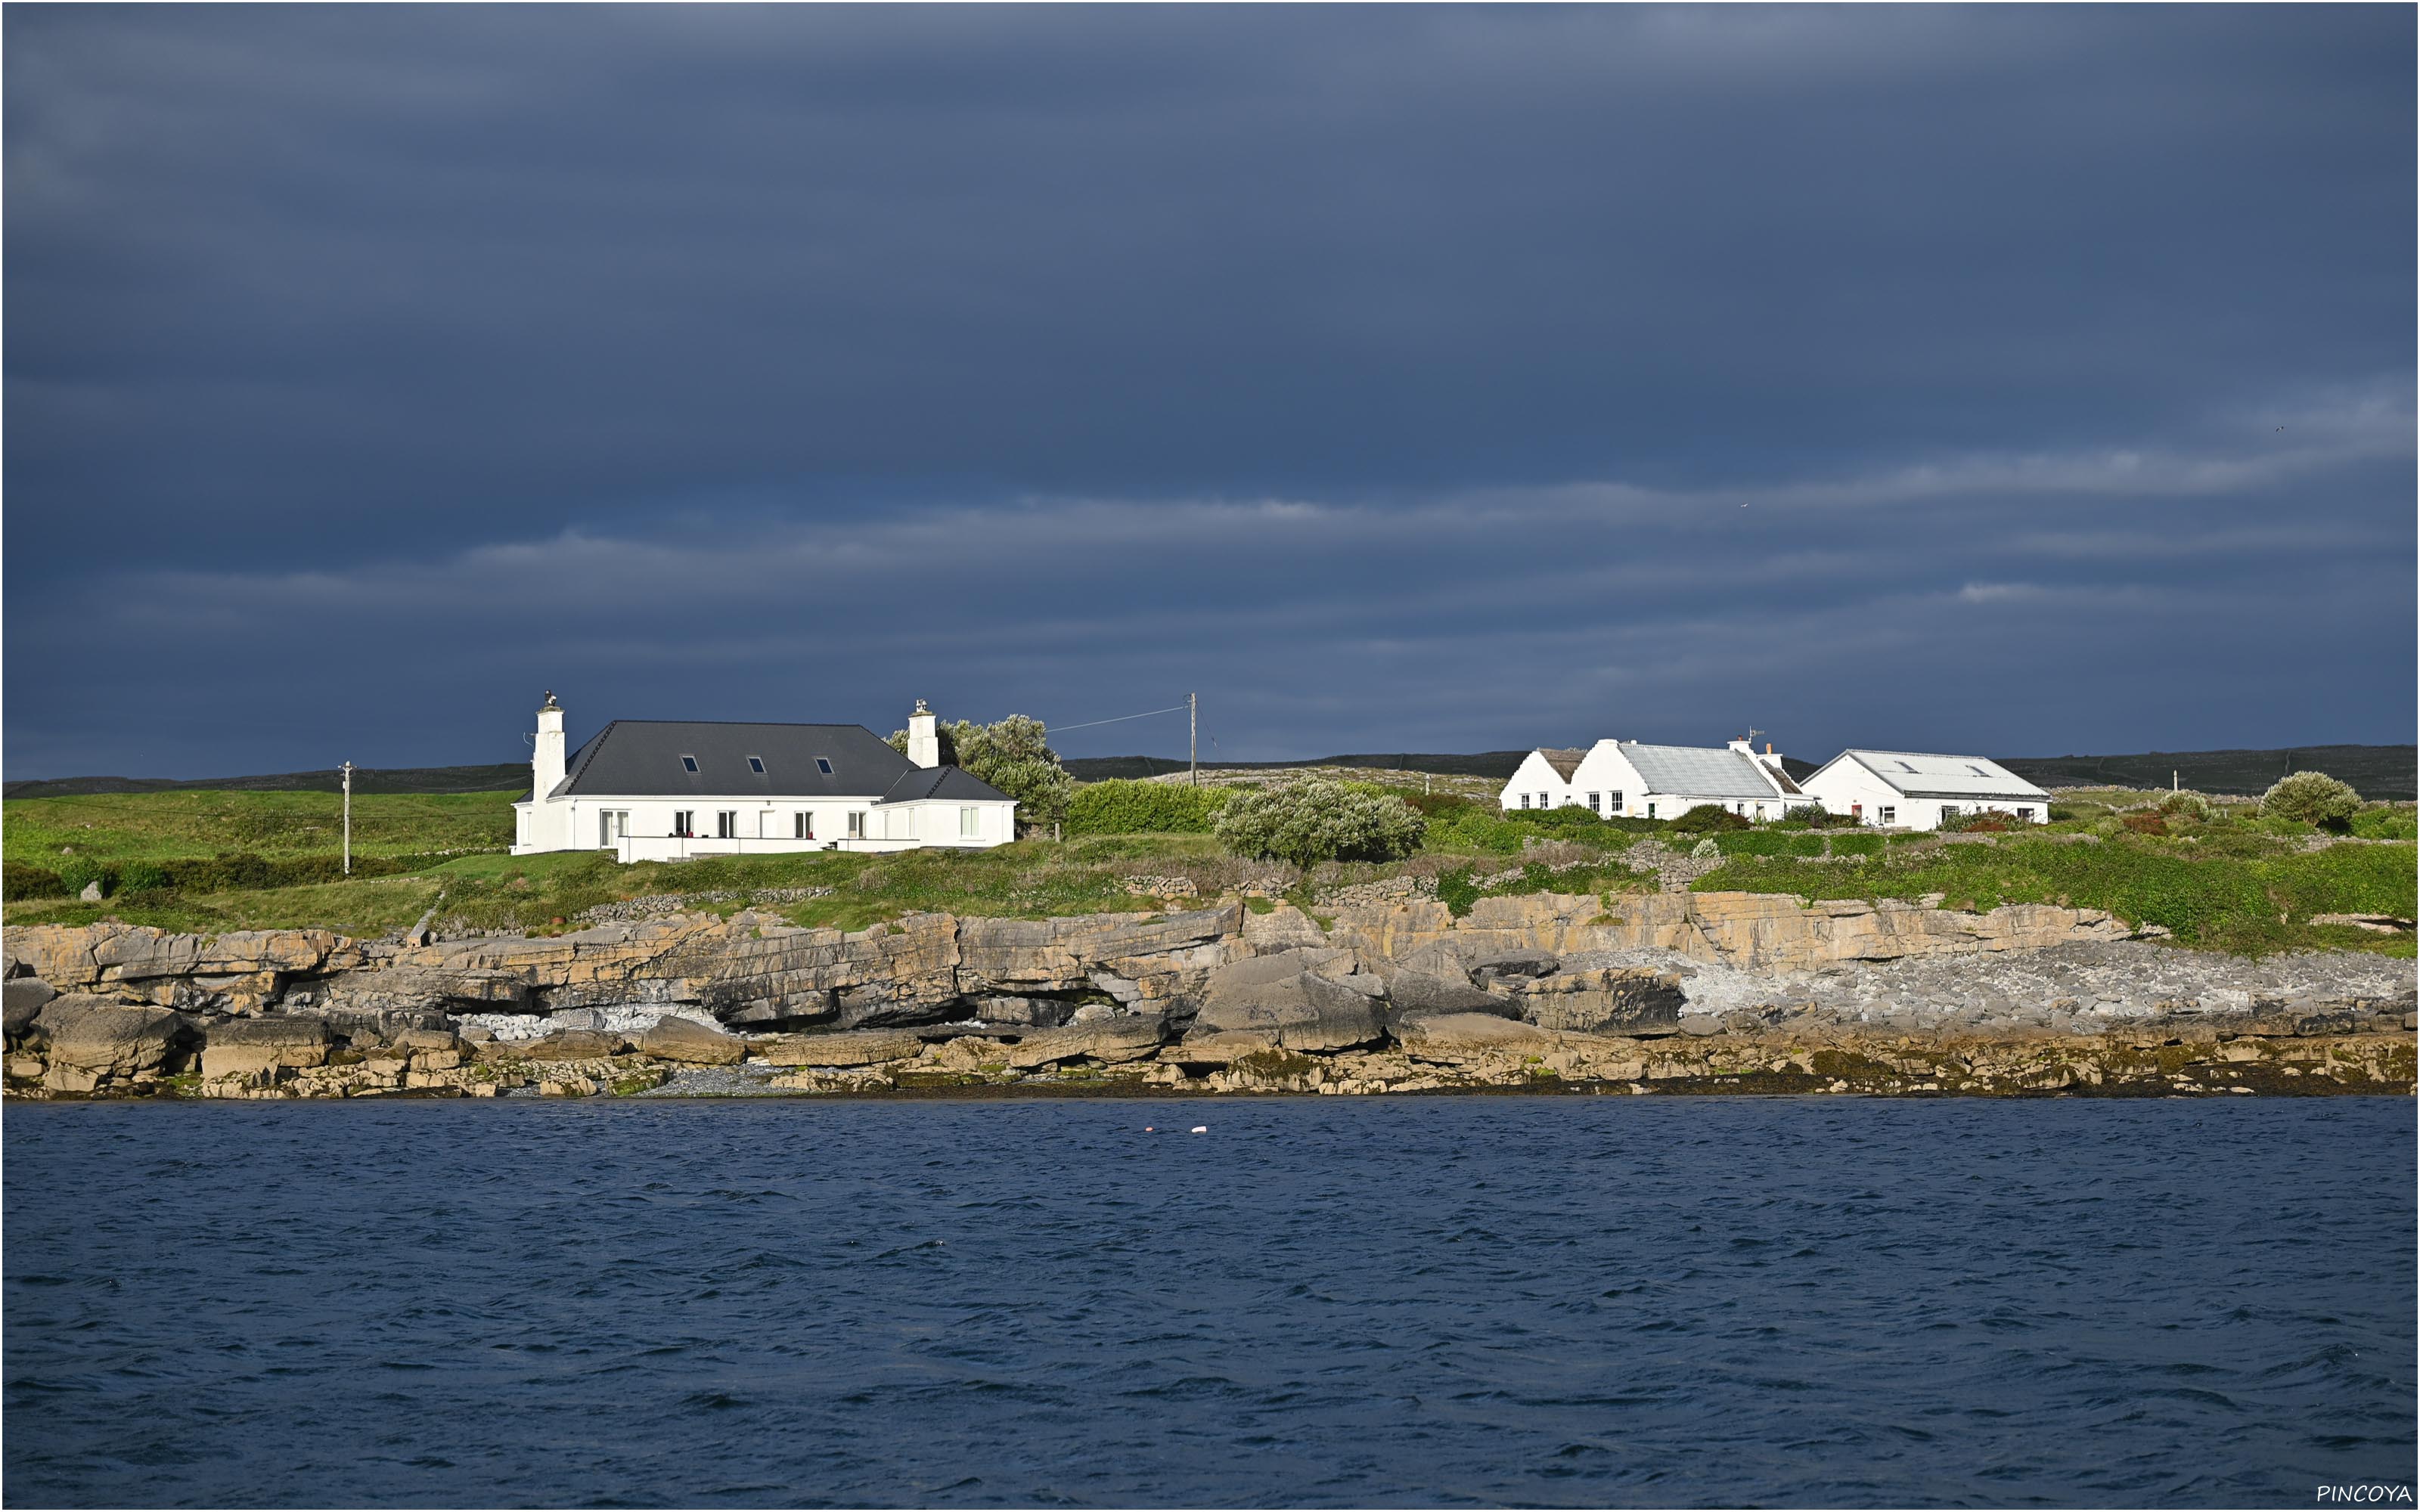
[{"xmin": 5, "ymin": 892, "xmax": 2411, "ymax": 1100}]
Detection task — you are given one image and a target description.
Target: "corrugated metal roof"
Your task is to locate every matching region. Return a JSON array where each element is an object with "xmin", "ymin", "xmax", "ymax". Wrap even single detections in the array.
[
  {"xmin": 1844, "ymin": 751, "xmax": 2050, "ymax": 801},
  {"xmin": 1618, "ymin": 742, "xmax": 1788, "ymax": 801},
  {"xmin": 555, "ymin": 720, "xmax": 914, "ymax": 798}
]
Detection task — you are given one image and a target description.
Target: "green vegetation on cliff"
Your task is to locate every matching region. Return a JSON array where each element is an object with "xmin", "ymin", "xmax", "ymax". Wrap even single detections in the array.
[{"xmin": 5, "ymin": 779, "xmax": 2410, "ymax": 959}]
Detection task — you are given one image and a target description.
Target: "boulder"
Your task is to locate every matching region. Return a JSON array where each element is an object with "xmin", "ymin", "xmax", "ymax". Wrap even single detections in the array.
[
  {"xmin": 202, "ymin": 1017, "xmax": 336, "ymax": 1078},
  {"xmin": 1503, "ymin": 968, "xmax": 1685, "ymax": 1035},
  {"xmin": 639, "ymin": 1014, "xmax": 746, "ymax": 1065},
  {"xmin": 966, "ymin": 996, "xmax": 1075, "ymax": 1027},
  {"xmin": 1383, "ymin": 969, "xmax": 1512, "ymax": 1021},
  {"xmin": 1187, "ymin": 953, "xmax": 1388, "ymax": 1052},
  {"xmin": 3, "ymin": 977, "xmax": 60, "ymax": 1043},
  {"xmin": 34, "ymin": 997, "xmax": 188, "ymax": 1092},
  {"xmin": 1469, "ymin": 950, "xmax": 1561, "ymax": 987},
  {"xmin": 1398, "ymin": 1012, "xmax": 1560, "ymax": 1061},
  {"xmin": 1004, "ymin": 1015, "xmax": 1168, "ymax": 1069},
  {"xmin": 749, "ymin": 1029, "xmax": 927, "ymax": 1067},
  {"xmin": 391, "ymin": 1027, "xmax": 468, "ymax": 1053},
  {"xmin": 521, "ymin": 1029, "xmax": 627, "ymax": 1061}
]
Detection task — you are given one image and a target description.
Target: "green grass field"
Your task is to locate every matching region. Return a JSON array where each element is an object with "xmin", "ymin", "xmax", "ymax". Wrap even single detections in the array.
[{"xmin": 4, "ymin": 782, "xmax": 2410, "ymax": 957}]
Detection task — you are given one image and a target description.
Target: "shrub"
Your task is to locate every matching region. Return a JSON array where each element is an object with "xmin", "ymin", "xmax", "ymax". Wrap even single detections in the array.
[
  {"xmin": 54, "ymin": 857, "xmax": 112, "ymax": 897},
  {"xmin": 2, "ymin": 862, "xmax": 67, "ymax": 900},
  {"xmin": 2350, "ymin": 807, "xmax": 2419, "ymax": 841},
  {"xmin": 2155, "ymin": 791, "xmax": 2214, "ymax": 821},
  {"xmin": 1941, "ymin": 811, "xmax": 2014, "ymax": 833},
  {"xmin": 1064, "ymin": 779, "xmax": 1233, "ymax": 836},
  {"xmin": 1435, "ymin": 866, "xmax": 1481, "ymax": 918},
  {"xmin": 2260, "ymin": 771, "xmax": 2361, "ymax": 829},
  {"xmin": 1689, "ymin": 838, "xmax": 1721, "ymax": 858},
  {"xmin": 1672, "ymin": 804, "xmax": 1750, "ymax": 833},
  {"xmin": 115, "ymin": 860, "xmax": 172, "ymax": 894},
  {"xmin": 1213, "ymin": 777, "xmax": 1427, "ymax": 868},
  {"xmin": 2120, "ymin": 813, "xmax": 2169, "ymax": 836}
]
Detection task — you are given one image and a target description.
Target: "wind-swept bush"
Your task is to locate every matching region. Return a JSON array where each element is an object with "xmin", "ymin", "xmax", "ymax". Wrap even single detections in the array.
[
  {"xmin": 2260, "ymin": 771, "xmax": 2361, "ymax": 829},
  {"xmin": 1213, "ymin": 777, "xmax": 1426, "ymax": 868},
  {"xmin": 1671, "ymin": 804, "xmax": 1750, "ymax": 833}
]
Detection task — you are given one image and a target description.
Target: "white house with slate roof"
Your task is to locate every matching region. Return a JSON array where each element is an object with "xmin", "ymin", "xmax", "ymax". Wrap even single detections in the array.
[
  {"xmin": 1500, "ymin": 737, "xmax": 1804, "ymax": 822},
  {"xmin": 1798, "ymin": 751, "xmax": 2050, "ymax": 831},
  {"xmin": 511, "ymin": 696, "xmax": 1018, "ymax": 861}
]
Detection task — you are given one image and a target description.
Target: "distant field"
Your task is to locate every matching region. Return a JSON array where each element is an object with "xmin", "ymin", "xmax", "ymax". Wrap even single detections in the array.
[
  {"xmin": 10, "ymin": 744, "xmax": 2410, "ymax": 798},
  {"xmin": 1996, "ymin": 745, "xmax": 2415, "ymax": 800},
  {"xmin": 4, "ymin": 789, "xmax": 517, "ymax": 864}
]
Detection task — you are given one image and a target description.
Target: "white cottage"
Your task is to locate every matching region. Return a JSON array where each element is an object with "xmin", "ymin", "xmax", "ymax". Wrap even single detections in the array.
[
  {"xmin": 1500, "ymin": 737, "xmax": 1804, "ymax": 822},
  {"xmin": 510, "ymin": 696, "xmax": 1019, "ymax": 861},
  {"xmin": 1797, "ymin": 750, "xmax": 2049, "ymax": 830}
]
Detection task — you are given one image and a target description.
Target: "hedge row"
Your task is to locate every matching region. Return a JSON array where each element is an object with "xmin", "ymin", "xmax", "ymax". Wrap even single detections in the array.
[
  {"xmin": 2, "ymin": 851, "xmax": 445, "ymax": 900},
  {"xmin": 1063, "ymin": 779, "xmax": 1236, "ymax": 836}
]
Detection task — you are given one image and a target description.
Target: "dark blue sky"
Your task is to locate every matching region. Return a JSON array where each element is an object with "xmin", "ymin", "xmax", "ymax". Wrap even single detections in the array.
[{"xmin": 6, "ymin": 5, "xmax": 2412, "ymax": 778}]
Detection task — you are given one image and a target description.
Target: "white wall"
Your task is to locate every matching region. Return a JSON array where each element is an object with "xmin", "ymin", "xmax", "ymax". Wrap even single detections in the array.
[
  {"xmin": 1799, "ymin": 761, "xmax": 2051, "ymax": 829},
  {"xmin": 514, "ymin": 793, "xmax": 1019, "ymax": 857},
  {"xmin": 1500, "ymin": 742, "xmax": 1795, "ymax": 821}
]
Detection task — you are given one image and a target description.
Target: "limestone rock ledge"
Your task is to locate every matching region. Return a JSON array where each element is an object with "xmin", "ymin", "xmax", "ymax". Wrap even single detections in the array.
[{"xmin": 3, "ymin": 891, "xmax": 2411, "ymax": 1100}]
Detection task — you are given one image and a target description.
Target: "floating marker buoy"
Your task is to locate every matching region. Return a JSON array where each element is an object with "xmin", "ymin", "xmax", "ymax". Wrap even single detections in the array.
[{"xmin": 1189, "ymin": 1126, "xmax": 1208, "ymax": 1134}]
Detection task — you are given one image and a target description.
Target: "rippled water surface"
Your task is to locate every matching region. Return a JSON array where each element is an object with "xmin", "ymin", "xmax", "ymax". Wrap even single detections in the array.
[{"xmin": 6, "ymin": 1097, "xmax": 2413, "ymax": 1507}]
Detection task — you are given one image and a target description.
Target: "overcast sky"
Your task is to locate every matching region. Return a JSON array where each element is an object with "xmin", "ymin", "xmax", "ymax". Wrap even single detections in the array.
[{"xmin": 5, "ymin": 5, "xmax": 2412, "ymax": 778}]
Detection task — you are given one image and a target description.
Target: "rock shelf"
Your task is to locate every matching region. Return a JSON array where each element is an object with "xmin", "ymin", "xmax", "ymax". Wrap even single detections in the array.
[{"xmin": 5, "ymin": 891, "xmax": 2410, "ymax": 1100}]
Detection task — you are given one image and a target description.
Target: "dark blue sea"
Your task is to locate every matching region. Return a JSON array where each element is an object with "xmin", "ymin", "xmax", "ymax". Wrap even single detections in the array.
[{"xmin": 5, "ymin": 1097, "xmax": 2413, "ymax": 1508}]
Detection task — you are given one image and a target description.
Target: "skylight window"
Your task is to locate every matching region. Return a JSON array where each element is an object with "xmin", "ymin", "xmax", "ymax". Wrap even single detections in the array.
[
  {"xmin": 747, "ymin": 756, "xmax": 765, "ymax": 774},
  {"xmin": 680, "ymin": 754, "xmax": 699, "ymax": 773},
  {"xmin": 816, "ymin": 758, "xmax": 833, "ymax": 774},
  {"xmin": 1966, "ymin": 765, "xmax": 1989, "ymax": 777},
  {"xmin": 1897, "ymin": 761, "xmax": 1917, "ymax": 773}
]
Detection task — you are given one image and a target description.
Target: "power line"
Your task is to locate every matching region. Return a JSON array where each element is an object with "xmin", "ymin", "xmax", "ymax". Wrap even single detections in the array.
[{"xmin": 1047, "ymin": 703, "xmax": 1191, "ymax": 733}]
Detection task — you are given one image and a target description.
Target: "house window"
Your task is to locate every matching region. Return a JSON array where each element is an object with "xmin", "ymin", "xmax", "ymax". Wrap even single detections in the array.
[
  {"xmin": 716, "ymin": 810, "xmax": 738, "ymax": 838},
  {"xmin": 1646, "ymin": 802, "xmax": 1656, "ymax": 819},
  {"xmin": 1878, "ymin": 806, "xmax": 1895, "ymax": 825},
  {"xmin": 680, "ymin": 754, "xmax": 699, "ymax": 773},
  {"xmin": 673, "ymin": 810, "xmax": 695, "ymax": 837},
  {"xmin": 2016, "ymin": 807, "xmax": 2034, "ymax": 821},
  {"xmin": 1587, "ymin": 792, "xmax": 1600, "ymax": 813},
  {"xmin": 847, "ymin": 811, "xmax": 866, "ymax": 839},
  {"xmin": 1941, "ymin": 805, "xmax": 1959, "ymax": 820},
  {"xmin": 1609, "ymin": 791, "xmax": 1622, "ymax": 813},
  {"xmin": 1754, "ymin": 804, "xmax": 1766, "ymax": 820},
  {"xmin": 960, "ymin": 807, "xmax": 980, "ymax": 838},
  {"xmin": 1735, "ymin": 802, "xmax": 1746, "ymax": 816},
  {"xmin": 1519, "ymin": 794, "xmax": 1531, "ymax": 810},
  {"xmin": 816, "ymin": 758, "xmax": 833, "ymax": 774},
  {"xmin": 795, "ymin": 811, "xmax": 812, "ymax": 839},
  {"xmin": 598, "ymin": 810, "xmax": 629, "ymax": 846},
  {"xmin": 747, "ymin": 756, "xmax": 765, "ymax": 774}
]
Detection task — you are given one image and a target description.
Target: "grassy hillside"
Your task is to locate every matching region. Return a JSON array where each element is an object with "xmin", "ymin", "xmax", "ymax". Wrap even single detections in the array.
[
  {"xmin": 5, "ymin": 789, "xmax": 517, "ymax": 863},
  {"xmin": 2, "ymin": 780, "xmax": 2410, "ymax": 959},
  {"xmin": 2, "ymin": 764, "xmax": 527, "ymax": 799}
]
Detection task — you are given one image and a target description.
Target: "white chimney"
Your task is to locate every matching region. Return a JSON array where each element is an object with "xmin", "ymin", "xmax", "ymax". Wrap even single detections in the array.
[
  {"xmin": 533, "ymin": 692, "xmax": 566, "ymax": 796},
  {"xmin": 907, "ymin": 699, "xmax": 940, "ymax": 769},
  {"xmin": 1727, "ymin": 737, "xmax": 1753, "ymax": 754}
]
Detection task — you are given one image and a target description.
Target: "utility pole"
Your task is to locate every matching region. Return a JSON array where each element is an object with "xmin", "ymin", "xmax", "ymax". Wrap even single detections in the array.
[
  {"xmin": 1189, "ymin": 692, "xmax": 1198, "ymax": 788},
  {"xmin": 340, "ymin": 761, "xmax": 355, "ymax": 875}
]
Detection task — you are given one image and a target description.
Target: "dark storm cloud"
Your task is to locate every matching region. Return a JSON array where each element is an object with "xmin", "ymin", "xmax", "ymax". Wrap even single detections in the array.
[{"xmin": 5, "ymin": 5, "xmax": 2412, "ymax": 776}]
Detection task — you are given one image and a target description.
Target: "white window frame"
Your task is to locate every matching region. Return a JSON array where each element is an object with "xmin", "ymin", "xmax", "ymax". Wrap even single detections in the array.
[
  {"xmin": 795, "ymin": 811, "xmax": 812, "ymax": 839},
  {"xmin": 1587, "ymin": 792, "xmax": 1600, "ymax": 813},
  {"xmin": 848, "ymin": 810, "xmax": 866, "ymax": 839},
  {"xmin": 1878, "ymin": 806, "xmax": 1895, "ymax": 826},
  {"xmin": 673, "ymin": 810, "xmax": 695, "ymax": 837},
  {"xmin": 716, "ymin": 810, "xmax": 738, "ymax": 838},
  {"xmin": 960, "ymin": 807, "xmax": 980, "ymax": 838}
]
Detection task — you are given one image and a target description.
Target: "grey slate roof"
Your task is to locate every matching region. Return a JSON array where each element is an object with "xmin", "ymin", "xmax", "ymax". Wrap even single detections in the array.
[
  {"xmin": 553, "ymin": 721, "xmax": 914, "ymax": 799},
  {"xmin": 880, "ymin": 766, "xmax": 1016, "ymax": 804},
  {"xmin": 1619, "ymin": 742, "xmax": 1789, "ymax": 801}
]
